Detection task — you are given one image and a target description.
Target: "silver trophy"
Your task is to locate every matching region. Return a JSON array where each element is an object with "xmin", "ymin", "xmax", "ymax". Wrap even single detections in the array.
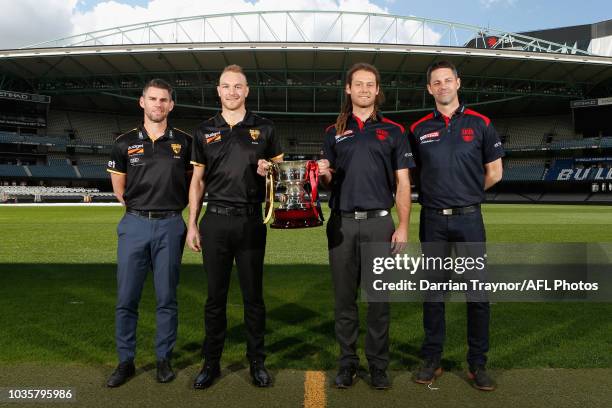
[{"xmin": 265, "ymin": 160, "xmax": 323, "ymax": 228}]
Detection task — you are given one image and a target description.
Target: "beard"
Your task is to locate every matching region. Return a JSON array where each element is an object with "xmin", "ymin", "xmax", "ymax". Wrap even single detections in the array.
[{"xmin": 145, "ymin": 110, "xmax": 167, "ymax": 123}]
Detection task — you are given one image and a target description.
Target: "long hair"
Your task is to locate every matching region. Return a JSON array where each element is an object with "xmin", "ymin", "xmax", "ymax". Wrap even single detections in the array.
[{"xmin": 334, "ymin": 63, "xmax": 385, "ymax": 135}]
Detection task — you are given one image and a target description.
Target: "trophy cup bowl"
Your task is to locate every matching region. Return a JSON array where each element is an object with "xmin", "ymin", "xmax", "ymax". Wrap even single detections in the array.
[{"xmin": 269, "ymin": 160, "xmax": 323, "ymax": 229}]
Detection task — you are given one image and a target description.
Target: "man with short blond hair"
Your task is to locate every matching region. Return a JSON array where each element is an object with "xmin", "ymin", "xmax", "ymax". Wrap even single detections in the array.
[{"xmin": 188, "ymin": 65, "xmax": 283, "ymax": 390}]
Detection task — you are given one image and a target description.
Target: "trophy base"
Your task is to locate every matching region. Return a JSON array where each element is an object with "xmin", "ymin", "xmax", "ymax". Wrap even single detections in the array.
[{"xmin": 270, "ymin": 208, "xmax": 323, "ymax": 229}]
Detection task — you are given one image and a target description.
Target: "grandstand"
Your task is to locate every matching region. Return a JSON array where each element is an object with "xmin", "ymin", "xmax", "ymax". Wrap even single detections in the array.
[{"xmin": 0, "ymin": 11, "xmax": 611, "ymax": 203}]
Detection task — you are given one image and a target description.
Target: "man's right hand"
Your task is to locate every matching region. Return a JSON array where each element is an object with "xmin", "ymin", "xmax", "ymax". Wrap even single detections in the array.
[
  {"xmin": 186, "ymin": 225, "xmax": 201, "ymax": 252},
  {"xmin": 317, "ymin": 159, "xmax": 332, "ymax": 178}
]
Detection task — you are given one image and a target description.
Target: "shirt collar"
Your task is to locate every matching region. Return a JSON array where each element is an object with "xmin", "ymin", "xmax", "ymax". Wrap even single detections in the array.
[
  {"xmin": 433, "ymin": 104, "xmax": 466, "ymax": 120},
  {"xmin": 138, "ymin": 123, "xmax": 174, "ymax": 141},
  {"xmin": 213, "ymin": 110, "xmax": 255, "ymax": 128},
  {"xmin": 349, "ymin": 111, "xmax": 382, "ymax": 127}
]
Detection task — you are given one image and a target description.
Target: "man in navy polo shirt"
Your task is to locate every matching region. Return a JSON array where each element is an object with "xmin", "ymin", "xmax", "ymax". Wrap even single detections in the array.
[
  {"xmin": 409, "ymin": 61, "xmax": 503, "ymax": 391},
  {"xmin": 319, "ymin": 62, "xmax": 414, "ymax": 390}
]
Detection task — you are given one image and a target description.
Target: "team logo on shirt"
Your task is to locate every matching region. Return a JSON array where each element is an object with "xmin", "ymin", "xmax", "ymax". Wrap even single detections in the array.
[
  {"xmin": 420, "ymin": 131, "xmax": 440, "ymax": 144},
  {"xmin": 461, "ymin": 128, "xmax": 475, "ymax": 142},
  {"xmin": 205, "ymin": 131, "xmax": 222, "ymax": 144},
  {"xmin": 249, "ymin": 129, "xmax": 260, "ymax": 140},
  {"xmin": 171, "ymin": 143, "xmax": 182, "ymax": 154},
  {"xmin": 376, "ymin": 129, "xmax": 389, "ymax": 141},
  {"xmin": 335, "ymin": 130, "xmax": 354, "ymax": 143}
]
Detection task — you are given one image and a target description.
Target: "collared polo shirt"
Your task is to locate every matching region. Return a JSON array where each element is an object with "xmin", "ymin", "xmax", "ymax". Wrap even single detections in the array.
[
  {"xmin": 409, "ymin": 105, "xmax": 505, "ymax": 209},
  {"xmin": 191, "ymin": 110, "xmax": 282, "ymax": 206},
  {"xmin": 107, "ymin": 125, "xmax": 192, "ymax": 211},
  {"xmin": 322, "ymin": 113, "xmax": 415, "ymax": 212}
]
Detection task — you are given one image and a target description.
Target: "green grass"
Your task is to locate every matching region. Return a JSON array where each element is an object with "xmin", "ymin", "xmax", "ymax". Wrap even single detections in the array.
[{"xmin": 0, "ymin": 204, "xmax": 611, "ymax": 370}]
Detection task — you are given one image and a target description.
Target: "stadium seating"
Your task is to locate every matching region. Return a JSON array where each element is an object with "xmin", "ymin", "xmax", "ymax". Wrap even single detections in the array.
[
  {"xmin": 599, "ymin": 137, "xmax": 612, "ymax": 148},
  {"xmin": 77, "ymin": 156, "xmax": 107, "ymax": 165},
  {"xmin": 0, "ymin": 164, "xmax": 28, "ymax": 178},
  {"xmin": 78, "ymin": 165, "xmax": 109, "ymax": 179},
  {"xmin": 275, "ymin": 120, "xmax": 327, "ymax": 154},
  {"xmin": 28, "ymin": 165, "xmax": 77, "ymax": 179},
  {"xmin": 502, "ymin": 158, "xmax": 546, "ymax": 181},
  {"xmin": 66, "ymin": 111, "xmax": 121, "ymax": 145}
]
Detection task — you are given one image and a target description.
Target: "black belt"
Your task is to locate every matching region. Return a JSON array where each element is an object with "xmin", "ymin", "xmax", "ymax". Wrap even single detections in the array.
[
  {"xmin": 427, "ymin": 205, "xmax": 479, "ymax": 216},
  {"xmin": 335, "ymin": 209, "xmax": 390, "ymax": 220},
  {"xmin": 127, "ymin": 209, "xmax": 182, "ymax": 219},
  {"xmin": 206, "ymin": 203, "xmax": 260, "ymax": 217}
]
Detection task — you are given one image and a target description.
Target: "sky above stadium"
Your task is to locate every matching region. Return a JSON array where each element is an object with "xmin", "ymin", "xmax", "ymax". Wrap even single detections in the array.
[{"xmin": 2, "ymin": 0, "xmax": 610, "ymax": 49}]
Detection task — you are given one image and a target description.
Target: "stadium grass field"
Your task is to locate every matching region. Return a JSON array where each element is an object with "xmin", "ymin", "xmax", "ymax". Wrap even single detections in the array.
[{"xmin": 0, "ymin": 204, "xmax": 611, "ymax": 407}]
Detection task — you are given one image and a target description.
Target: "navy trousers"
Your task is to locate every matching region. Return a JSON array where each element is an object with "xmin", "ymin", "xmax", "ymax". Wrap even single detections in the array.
[
  {"xmin": 115, "ymin": 213, "xmax": 186, "ymax": 363},
  {"xmin": 419, "ymin": 207, "xmax": 490, "ymax": 367}
]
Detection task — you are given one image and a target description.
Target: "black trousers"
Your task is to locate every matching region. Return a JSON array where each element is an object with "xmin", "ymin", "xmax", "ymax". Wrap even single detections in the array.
[
  {"xmin": 199, "ymin": 210, "xmax": 267, "ymax": 364},
  {"xmin": 327, "ymin": 212, "xmax": 395, "ymax": 370},
  {"xmin": 419, "ymin": 207, "xmax": 490, "ymax": 367}
]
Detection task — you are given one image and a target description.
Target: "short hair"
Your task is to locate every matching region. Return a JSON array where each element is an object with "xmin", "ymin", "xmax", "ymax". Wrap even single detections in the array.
[
  {"xmin": 426, "ymin": 61, "xmax": 459, "ymax": 84},
  {"xmin": 142, "ymin": 78, "xmax": 173, "ymax": 99},
  {"xmin": 219, "ymin": 64, "xmax": 248, "ymax": 84}
]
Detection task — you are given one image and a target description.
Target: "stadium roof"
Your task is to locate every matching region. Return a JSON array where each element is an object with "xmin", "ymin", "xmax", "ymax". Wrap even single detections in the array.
[{"xmin": 1, "ymin": 11, "xmax": 611, "ymax": 117}]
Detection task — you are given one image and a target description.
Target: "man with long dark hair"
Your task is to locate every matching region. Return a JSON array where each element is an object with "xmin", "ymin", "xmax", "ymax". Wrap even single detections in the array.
[{"xmin": 319, "ymin": 63, "xmax": 415, "ymax": 389}]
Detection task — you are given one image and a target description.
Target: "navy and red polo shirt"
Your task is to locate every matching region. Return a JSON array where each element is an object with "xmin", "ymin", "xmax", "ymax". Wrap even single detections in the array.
[
  {"xmin": 409, "ymin": 105, "xmax": 504, "ymax": 209},
  {"xmin": 322, "ymin": 112, "xmax": 415, "ymax": 212}
]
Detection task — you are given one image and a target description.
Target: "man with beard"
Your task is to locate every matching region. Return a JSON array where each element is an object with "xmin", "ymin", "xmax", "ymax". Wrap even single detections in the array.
[
  {"xmin": 319, "ymin": 63, "xmax": 415, "ymax": 390},
  {"xmin": 106, "ymin": 78, "xmax": 192, "ymax": 387}
]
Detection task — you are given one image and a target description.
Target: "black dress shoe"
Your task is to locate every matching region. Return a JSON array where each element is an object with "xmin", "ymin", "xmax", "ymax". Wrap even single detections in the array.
[
  {"xmin": 334, "ymin": 365, "xmax": 357, "ymax": 389},
  {"xmin": 193, "ymin": 362, "xmax": 221, "ymax": 389},
  {"xmin": 106, "ymin": 361, "xmax": 135, "ymax": 388},
  {"xmin": 249, "ymin": 361, "xmax": 272, "ymax": 387},
  {"xmin": 414, "ymin": 357, "xmax": 442, "ymax": 384},
  {"xmin": 370, "ymin": 367, "xmax": 391, "ymax": 390},
  {"xmin": 468, "ymin": 365, "xmax": 496, "ymax": 391},
  {"xmin": 156, "ymin": 359, "xmax": 175, "ymax": 383}
]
